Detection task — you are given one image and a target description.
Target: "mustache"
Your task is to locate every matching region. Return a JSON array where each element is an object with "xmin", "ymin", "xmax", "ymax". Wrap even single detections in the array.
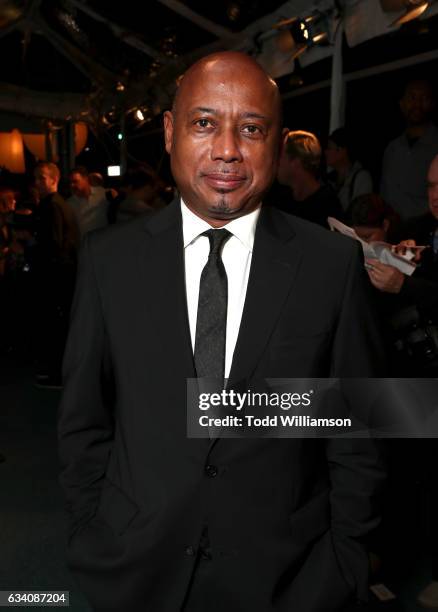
[{"xmin": 200, "ymin": 169, "xmax": 247, "ymax": 178}]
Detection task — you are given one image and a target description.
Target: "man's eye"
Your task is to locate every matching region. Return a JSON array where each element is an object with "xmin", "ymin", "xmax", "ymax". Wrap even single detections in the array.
[
  {"xmin": 195, "ymin": 119, "xmax": 212, "ymax": 128},
  {"xmin": 242, "ymin": 125, "xmax": 262, "ymax": 135}
]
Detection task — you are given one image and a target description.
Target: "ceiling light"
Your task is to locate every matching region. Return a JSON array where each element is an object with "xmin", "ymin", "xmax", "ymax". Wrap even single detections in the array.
[
  {"xmin": 274, "ymin": 11, "xmax": 329, "ymax": 59},
  {"xmin": 380, "ymin": 0, "xmax": 430, "ymax": 26},
  {"xmin": 392, "ymin": 1, "xmax": 429, "ymax": 25}
]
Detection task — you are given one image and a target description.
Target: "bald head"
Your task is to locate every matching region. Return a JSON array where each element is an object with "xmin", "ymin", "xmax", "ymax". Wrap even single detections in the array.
[
  {"xmin": 172, "ymin": 51, "xmax": 282, "ymax": 125},
  {"xmin": 164, "ymin": 51, "xmax": 284, "ymax": 226}
]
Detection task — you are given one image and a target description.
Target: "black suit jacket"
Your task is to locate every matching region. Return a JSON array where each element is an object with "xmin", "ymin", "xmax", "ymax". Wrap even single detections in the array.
[{"xmin": 58, "ymin": 199, "xmax": 386, "ymax": 612}]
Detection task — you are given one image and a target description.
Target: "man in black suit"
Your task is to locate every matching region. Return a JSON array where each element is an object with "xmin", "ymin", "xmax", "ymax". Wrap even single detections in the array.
[
  {"xmin": 58, "ymin": 52, "xmax": 385, "ymax": 612},
  {"xmin": 32, "ymin": 162, "xmax": 79, "ymax": 388}
]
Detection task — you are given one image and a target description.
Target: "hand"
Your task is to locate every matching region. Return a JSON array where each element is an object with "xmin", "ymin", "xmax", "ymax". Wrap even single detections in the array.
[
  {"xmin": 365, "ymin": 259, "xmax": 405, "ymax": 294},
  {"xmin": 391, "ymin": 239, "xmax": 423, "ymax": 262}
]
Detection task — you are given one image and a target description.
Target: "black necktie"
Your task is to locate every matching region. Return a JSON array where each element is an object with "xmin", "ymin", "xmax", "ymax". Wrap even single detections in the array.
[{"xmin": 194, "ymin": 228, "xmax": 231, "ymax": 381}]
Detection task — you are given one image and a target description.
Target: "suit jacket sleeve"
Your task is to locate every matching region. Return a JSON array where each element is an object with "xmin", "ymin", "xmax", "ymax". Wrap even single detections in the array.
[
  {"xmin": 330, "ymin": 241, "xmax": 386, "ymax": 377},
  {"xmin": 327, "ymin": 243, "xmax": 387, "ymax": 603},
  {"xmin": 58, "ymin": 233, "xmax": 115, "ymax": 538}
]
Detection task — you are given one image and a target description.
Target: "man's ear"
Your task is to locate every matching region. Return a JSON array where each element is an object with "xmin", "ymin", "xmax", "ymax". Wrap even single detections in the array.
[
  {"xmin": 280, "ymin": 127, "xmax": 290, "ymax": 154},
  {"xmin": 276, "ymin": 127, "xmax": 290, "ymax": 164},
  {"xmin": 163, "ymin": 111, "xmax": 174, "ymax": 154}
]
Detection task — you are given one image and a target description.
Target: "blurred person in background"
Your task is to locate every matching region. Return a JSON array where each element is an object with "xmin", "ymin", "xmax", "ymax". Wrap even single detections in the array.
[
  {"xmin": 67, "ymin": 166, "xmax": 109, "ymax": 237},
  {"xmin": 351, "ymin": 169, "xmax": 438, "ymax": 609},
  {"xmin": 326, "ymin": 127, "xmax": 373, "ymax": 213},
  {"xmin": 367, "ymin": 158, "xmax": 438, "ymax": 331},
  {"xmin": 276, "ymin": 130, "xmax": 344, "ymax": 228},
  {"xmin": 381, "ymin": 79, "xmax": 438, "ymax": 220},
  {"xmin": 0, "ymin": 188, "xmax": 21, "ymax": 347},
  {"xmin": 350, "ymin": 187, "xmax": 437, "ymax": 376},
  {"xmin": 31, "ymin": 162, "xmax": 79, "ymax": 388},
  {"xmin": 0, "ymin": 187, "xmax": 32, "ymax": 359},
  {"xmin": 88, "ymin": 172, "xmax": 104, "ymax": 188},
  {"xmin": 350, "ymin": 193, "xmax": 400, "ymax": 244},
  {"xmin": 115, "ymin": 168, "xmax": 166, "ymax": 223}
]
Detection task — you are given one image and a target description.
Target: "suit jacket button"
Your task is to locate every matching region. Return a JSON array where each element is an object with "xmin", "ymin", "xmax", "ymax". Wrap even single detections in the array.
[
  {"xmin": 200, "ymin": 547, "xmax": 212, "ymax": 560},
  {"xmin": 205, "ymin": 464, "xmax": 218, "ymax": 478},
  {"xmin": 185, "ymin": 546, "xmax": 196, "ymax": 556}
]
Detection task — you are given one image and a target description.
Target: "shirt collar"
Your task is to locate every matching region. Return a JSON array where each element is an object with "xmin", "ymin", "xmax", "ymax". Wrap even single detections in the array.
[{"xmin": 181, "ymin": 198, "xmax": 260, "ymax": 252}]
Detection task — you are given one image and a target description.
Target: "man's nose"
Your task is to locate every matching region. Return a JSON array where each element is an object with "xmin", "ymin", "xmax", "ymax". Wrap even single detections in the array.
[{"xmin": 210, "ymin": 127, "xmax": 243, "ymax": 163}]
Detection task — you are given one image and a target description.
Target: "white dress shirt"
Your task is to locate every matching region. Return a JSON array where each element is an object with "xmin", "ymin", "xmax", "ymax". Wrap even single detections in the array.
[
  {"xmin": 381, "ymin": 123, "xmax": 438, "ymax": 219},
  {"xmin": 67, "ymin": 186, "xmax": 109, "ymax": 237},
  {"xmin": 181, "ymin": 199, "xmax": 260, "ymax": 378}
]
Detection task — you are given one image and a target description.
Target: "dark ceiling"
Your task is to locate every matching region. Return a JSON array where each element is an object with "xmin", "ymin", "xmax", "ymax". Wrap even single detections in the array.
[
  {"xmin": 2, "ymin": 1, "xmax": 438, "ymax": 109},
  {"xmin": 1, "ymin": 0, "xmax": 438, "ymax": 167},
  {"xmin": 0, "ymin": 0, "xmax": 286, "ymax": 94}
]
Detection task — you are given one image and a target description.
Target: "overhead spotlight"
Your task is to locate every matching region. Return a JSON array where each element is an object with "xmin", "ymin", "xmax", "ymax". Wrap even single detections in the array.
[
  {"xmin": 149, "ymin": 61, "xmax": 161, "ymax": 78},
  {"xmin": 299, "ymin": 14, "xmax": 328, "ymax": 44},
  {"xmin": 135, "ymin": 109, "xmax": 145, "ymax": 121},
  {"xmin": 312, "ymin": 32, "xmax": 328, "ymax": 43},
  {"xmin": 101, "ymin": 109, "xmax": 117, "ymax": 127},
  {"xmin": 380, "ymin": 0, "xmax": 429, "ymax": 26},
  {"xmin": 394, "ymin": 1, "xmax": 428, "ymax": 25},
  {"xmin": 273, "ymin": 12, "xmax": 329, "ymax": 59}
]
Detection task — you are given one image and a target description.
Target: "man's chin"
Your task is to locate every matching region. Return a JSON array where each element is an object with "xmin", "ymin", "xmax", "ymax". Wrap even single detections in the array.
[
  {"xmin": 183, "ymin": 191, "xmax": 260, "ymax": 222},
  {"xmin": 206, "ymin": 200, "xmax": 256, "ymax": 220}
]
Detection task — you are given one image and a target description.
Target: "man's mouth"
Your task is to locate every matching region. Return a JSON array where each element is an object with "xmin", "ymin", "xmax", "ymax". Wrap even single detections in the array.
[{"xmin": 202, "ymin": 173, "xmax": 246, "ymax": 191}]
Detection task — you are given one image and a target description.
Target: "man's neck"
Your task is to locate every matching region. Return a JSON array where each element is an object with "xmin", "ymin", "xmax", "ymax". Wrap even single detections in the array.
[
  {"xmin": 42, "ymin": 189, "xmax": 57, "ymax": 199},
  {"xmin": 76, "ymin": 189, "xmax": 91, "ymax": 200},
  {"xmin": 291, "ymin": 176, "xmax": 321, "ymax": 202},
  {"xmin": 405, "ymin": 122, "xmax": 431, "ymax": 140},
  {"xmin": 334, "ymin": 160, "xmax": 352, "ymax": 183}
]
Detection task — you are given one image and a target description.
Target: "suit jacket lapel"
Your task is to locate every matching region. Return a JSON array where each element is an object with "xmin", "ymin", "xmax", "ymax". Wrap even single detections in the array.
[
  {"xmin": 228, "ymin": 206, "xmax": 303, "ymax": 386},
  {"xmin": 136, "ymin": 198, "xmax": 195, "ymax": 380}
]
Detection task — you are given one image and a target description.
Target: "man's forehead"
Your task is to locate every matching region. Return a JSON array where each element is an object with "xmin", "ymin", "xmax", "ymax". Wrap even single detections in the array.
[
  {"xmin": 404, "ymin": 82, "xmax": 433, "ymax": 98},
  {"xmin": 175, "ymin": 54, "xmax": 279, "ymax": 112},
  {"xmin": 184, "ymin": 53, "xmax": 271, "ymax": 83}
]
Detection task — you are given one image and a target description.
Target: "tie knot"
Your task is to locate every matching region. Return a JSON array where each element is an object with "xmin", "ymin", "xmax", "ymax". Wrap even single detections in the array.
[{"xmin": 203, "ymin": 228, "xmax": 231, "ymax": 255}]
